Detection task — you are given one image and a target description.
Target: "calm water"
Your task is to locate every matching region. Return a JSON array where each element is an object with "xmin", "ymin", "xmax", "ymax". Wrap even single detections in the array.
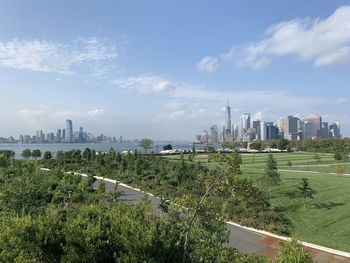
[{"xmin": 0, "ymin": 141, "xmax": 207, "ymax": 159}]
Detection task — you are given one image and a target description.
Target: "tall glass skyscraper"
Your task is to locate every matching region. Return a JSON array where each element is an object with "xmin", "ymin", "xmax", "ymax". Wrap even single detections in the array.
[
  {"xmin": 65, "ymin": 119, "xmax": 73, "ymax": 143},
  {"xmin": 224, "ymin": 102, "xmax": 231, "ymax": 136}
]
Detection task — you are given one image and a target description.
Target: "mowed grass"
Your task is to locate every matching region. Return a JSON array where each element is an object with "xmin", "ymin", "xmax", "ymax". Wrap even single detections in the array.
[{"xmin": 164, "ymin": 152, "xmax": 350, "ymax": 252}]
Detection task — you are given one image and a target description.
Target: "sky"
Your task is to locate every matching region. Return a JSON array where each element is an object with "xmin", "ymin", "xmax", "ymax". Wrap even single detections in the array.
[{"xmin": 0, "ymin": 0, "xmax": 349, "ymax": 140}]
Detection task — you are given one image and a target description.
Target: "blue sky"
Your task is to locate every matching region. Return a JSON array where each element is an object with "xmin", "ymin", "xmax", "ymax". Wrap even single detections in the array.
[{"xmin": 0, "ymin": 0, "xmax": 349, "ymax": 140}]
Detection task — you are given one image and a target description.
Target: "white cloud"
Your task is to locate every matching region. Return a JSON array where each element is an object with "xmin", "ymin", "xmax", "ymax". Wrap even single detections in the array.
[
  {"xmin": 336, "ymin": 97, "xmax": 348, "ymax": 103},
  {"xmin": 196, "ymin": 56, "xmax": 218, "ymax": 73},
  {"xmin": 112, "ymin": 74, "xmax": 176, "ymax": 93},
  {"xmin": 212, "ymin": 5, "xmax": 350, "ymax": 69},
  {"xmin": 0, "ymin": 37, "xmax": 118, "ymax": 75}
]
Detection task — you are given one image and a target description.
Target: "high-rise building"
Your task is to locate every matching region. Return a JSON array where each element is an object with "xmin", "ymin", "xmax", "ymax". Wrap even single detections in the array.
[
  {"xmin": 65, "ymin": 119, "xmax": 73, "ymax": 143},
  {"xmin": 301, "ymin": 121, "xmax": 313, "ymax": 139},
  {"xmin": 330, "ymin": 122, "xmax": 341, "ymax": 138},
  {"xmin": 267, "ymin": 123, "xmax": 278, "ymax": 140},
  {"xmin": 56, "ymin": 129, "xmax": 62, "ymax": 142},
  {"xmin": 240, "ymin": 113, "xmax": 251, "ymax": 139},
  {"xmin": 321, "ymin": 122, "xmax": 329, "ymax": 138},
  {"xmin": 302, "ymin": 115, "xmax": 322, "ymax": 138},
  {"xmin": 210, "ymin": 125, "xmax": 219, "ymax": 144},
  {"xmin": 260, "ymin": 121, "xmax": 267, "ymax": 141},
  {"xmin": 253, "ymin": 120, "xmax": 261, "ymax": 140},
  {"xmin": 284, "ymin": 116, "xmax": 299, "ymax": 140},
  {"xmin": 224, "ymin": 102, "xmax": 231, "ymax": 136}
]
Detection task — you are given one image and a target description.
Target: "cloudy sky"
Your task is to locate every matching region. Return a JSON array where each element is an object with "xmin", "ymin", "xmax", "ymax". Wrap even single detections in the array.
[{"xmin": 0, "ymin": 0, "xmax": 349, "ymax": 140}]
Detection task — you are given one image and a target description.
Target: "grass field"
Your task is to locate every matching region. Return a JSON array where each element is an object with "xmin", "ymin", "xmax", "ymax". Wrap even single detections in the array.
[{"xmin": 165, "ymin": 152, "xmax": 350, "ymax": 252}]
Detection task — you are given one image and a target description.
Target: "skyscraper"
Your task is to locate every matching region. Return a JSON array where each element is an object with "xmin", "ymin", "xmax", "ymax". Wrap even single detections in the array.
[
  {"xmin": 284, "ymin": 116, "xmax": 299, "ymax": 140},
  {"xmin": 56, "ymin": 129, "xmax": 62, "ymax": 142},
  {"xmin": 330, "ymin": 122, "xmax": 341, "ymax": 138},
  {"xmin": 240, "ymin": 113, "xmax": 251, "ymax": 139},
  {"xmin": 65, "ymin": 119, "xmax": 73, "ymax": 143},
  {"xmin": 302, "ymin": 115, "xmax": 322, "ymax": 138},
  {"xmin": 210, "ymin": 125, "xmax": 219, "ymax": 144},
  {"xmin": 224, "ymin": 101, "xmax": 231, "ymax": 136},
  {"xmin": 260, "ymin": 121, "xmax": 267, "ymax": 141}
]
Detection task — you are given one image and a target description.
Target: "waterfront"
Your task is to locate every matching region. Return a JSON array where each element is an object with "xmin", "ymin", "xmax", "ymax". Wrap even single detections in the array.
[{"xmin": 0, "ymin": 141, "xmax": 206, "ymax": 159}]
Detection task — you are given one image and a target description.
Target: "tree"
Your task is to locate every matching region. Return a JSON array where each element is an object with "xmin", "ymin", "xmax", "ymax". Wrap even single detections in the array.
[
  {"xmin": 158, "ymin": 196, "xmax": 170, "ymax": 214},
  {"xmin": 297, "ymin": 178, "xmax": 316, "ymax": 210},
  {"xmin": 32, "ymin": 149, "xmax": 42, "ymax": 160},
  {"xmin": 342, "ymin": 152, "xmax": 349, "ymax": 162},
  {"xmin": 275, "ymin": 239, "xmax": 314, "ymax": 263},
  {"xmin": 263, "ymin": 154, "xmax": 280, "ymax": 197},
  {"xmin": 43, "ymin": 151, "xmax": 53, "ymax": 160},
  {"xmin": 83, "ymin": 148, "xmax": 92, "ymax": 160},
  {"xmin": 21, "ymin": 149, "xmax": 32, "ymax": 160},
  {"xmin": 250, "ymin": 141, "xmax": 262, "ymax": 151},
  {"xmin": 139, "ymin": 138, "xmax": 153, "ymax": 153},
  {"xmin": 278, "ymin": 139, "xmax": 289, "ymax": 151},
  {"xmin": 221, "ymin": 141, "xmax": 234, "ymax": 150},
  {"xmin": 163, "ymin": 144, "xmax": 172, "ymax": 151}
]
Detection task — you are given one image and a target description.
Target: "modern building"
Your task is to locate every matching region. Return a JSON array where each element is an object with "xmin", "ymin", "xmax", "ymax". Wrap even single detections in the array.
[
  {"xmin": 224, "ymin": 102, "xmax": 232, "ymax": 136},
  {"xmin": 56, "ymin": 129, "xmax": 62, "ymax": 142},
  {"xmin": 240, "ymin": 113, "xmax": 251, "ymax": 140},
  {"xmin": 260, "ymin": 121, "xmax": 267, "ymax": 141},
  {"xmin": 65, "ymin": 119, "xmax": 73, "ymax": 143},
  {"xmin": 284, "ymin": 116, "xmax": 299, "ymax": 140},
  {"xmin": 210, "ymin": 125, "xmax": 219, "ymax": 144},
  {"xmin": 302, "ymin": 115, "xmax": 322, "ymax": 138},
  {"xmin": 301, "ymin": 121, "xmax": 313, "ymax": 139},
  {"xmin": 266, "ymin": 122, "xmax": 278, "ymax": 140},
  {"xmin": 321, "ymin": 122, "xmax": 329, "ymax": 138},
  {"xmin": 253, "ymin": 120, "xmax": 261, "ymax": 140},
  {"xmin": 330, "ymin": 122, "xmax": 341, "ymax": 138}
]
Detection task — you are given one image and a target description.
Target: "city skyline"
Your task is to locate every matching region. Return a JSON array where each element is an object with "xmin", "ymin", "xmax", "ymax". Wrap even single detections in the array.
[{"xmin": 0, "ymin": 1, "xmax": 349, "ymax": 139}]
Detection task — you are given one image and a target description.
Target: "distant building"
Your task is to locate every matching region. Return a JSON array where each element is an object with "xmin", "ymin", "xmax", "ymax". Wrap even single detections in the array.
[
  {"xmin": 330, "ymin": 122, "xmax": 341, "ymax": 138},
  {"xmin": 65, "ymin": 119, "xmax": 73, "ymax": 143},
  {"xmin": 253, "ymin": 120, "xmax": 261, "ymax": 140},
  {"xmin": 210, "ymin": 125, "xmax": 219, "ymax": 144},
  {"xmin": 224, "ymin": 102, "xmax": 232, "ymax": 136},
  {"xmin": 284, "ymin": 116, "xmax": 299, "ymax": 140},
  {"xmin": 302, "ymin": 115, "xmax": 322, "ymax": 138},
  {"xmin": 260, "ymin": 121, "xmax": 267, "ymax": 141},
  {"xmin": 266, "ymin": 122, "xmax": 278, "ymax": 140},
  {"xmin": 321, "ymin": 122, "xmax": 329, "ymax": 138},
  {"xmin": 56, "ymin": 129, "xmax": 62, "ymax": 142},
  {"xmin": 240, "ymin": 113, "xmax": 251, "ymax": 140},
  {"xmin": 301, "ymin": 121, "xmax": 313, "ymax": 139}
]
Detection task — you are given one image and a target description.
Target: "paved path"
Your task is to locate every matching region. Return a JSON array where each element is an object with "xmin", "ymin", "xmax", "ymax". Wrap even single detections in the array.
[{"xmin": 57, "ymin": 170, "xmax": 350, "ymax": 262}]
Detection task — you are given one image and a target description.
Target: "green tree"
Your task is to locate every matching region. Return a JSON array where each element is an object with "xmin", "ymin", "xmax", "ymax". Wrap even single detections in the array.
[
  {"xmin": 263, "ymin": 154, "xmax": 280, "ymax": 197},
  {"xmin": 250, "ymin": 141, "xmax": 262, "ymax": 151},
  {"xmin": 21, "ymin": 149, "xmax": 32, "ymax": 160},
  {"xmin": 278, "ymin": 139, "xmax": 289, "ymax": 151},
  {"xmin": 163, "ymin": 144, "xmax": 172, "ymax": 151},
  {"xmin": 159, "ymin": 196, "xmax": 170, "ymax": 214},
  {"xmin": 32, "ymin": 149, "xmax": 42, "ymax": 160},
  {"xmin": 139, "ymin": 138, "xmax": 153, "ymax": 153},
  {"xmin": 43, "ymin": 151, "xmax": 53, "ymax": 160},
  {"xmin": 297, "ymin": 178, "xmax": 316, "ymax": 210},
  {"xmin": 275, "ymin": 239, "xmax": 314, "ymax": 263},
  {"xmin": 83, "ymin": 147, "xmax": 92, "ymax": 160}
]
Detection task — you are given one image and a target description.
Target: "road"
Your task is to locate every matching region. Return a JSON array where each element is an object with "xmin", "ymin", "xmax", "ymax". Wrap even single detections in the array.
[{"xmin": 89, "ymin": 175, "xmax": 350, "ymax": 262}]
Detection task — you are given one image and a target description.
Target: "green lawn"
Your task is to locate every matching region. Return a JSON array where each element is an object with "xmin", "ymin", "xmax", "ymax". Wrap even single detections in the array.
[{"xmin": 164, "ymin": 152, "xmax": 350, "ymax": 252}]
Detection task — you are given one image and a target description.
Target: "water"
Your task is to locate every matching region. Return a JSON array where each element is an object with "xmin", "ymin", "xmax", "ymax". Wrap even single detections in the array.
[{"xmin": 0, "ymin": 141, "xmax": 208, "ymax": 159}]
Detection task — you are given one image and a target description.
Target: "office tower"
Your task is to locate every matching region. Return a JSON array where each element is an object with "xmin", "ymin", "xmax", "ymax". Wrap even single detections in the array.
[
  {"xmin": 302, "ymin": 115, "xmax": 322, "ymax": 138},
  {"xmin": 240, "ymin": 113, "xmax": 251, "ymax": 139},
  {"xmin": 62, "ymin": 129, "xmax": 66, "ymax": 141},
  {"xmin": 284, "ymin": 116, "xmax": 299, "ymax": 140},
  {"xmin": 253, "ymin": 120, "xmax": 261, "ymax": 140},
  {"xmin": 233, "ymin": 124, "xmax": 239, "ymax": 141},
  {"xmin": 65, "ymin": 119, "xmax": 73, "ymax": 143},
  {"xmin": 301, "ymin": 121, "xmax": 313, "ymax": 139},
  {"xmin": 330, "ymin": 122, "xmax": 341, "ymax": 138},
  {"xmin": 56, "ymin": 129, "xmax": 61, "ymax": 142},
  {"xmin": 210, "ymin": 125, "xmax": 219, "ymax": 144},
  {"xmin": 224, "ymin": 102, "xmax": 231, "ymax": 136},
  {"xmin": 79, "ymin": 127, "xmax": 84, "ymax": 141},
  {"xmin": 321, "ymin": 122, "xmax": 329, "ymax": 138},
  {"xmin": 260, "ymin": 121, "xmax": 267, "ymax": 141},
  {"xmin": 267, "ymin": 124, "xmax": 278, "ymax": 140}
]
